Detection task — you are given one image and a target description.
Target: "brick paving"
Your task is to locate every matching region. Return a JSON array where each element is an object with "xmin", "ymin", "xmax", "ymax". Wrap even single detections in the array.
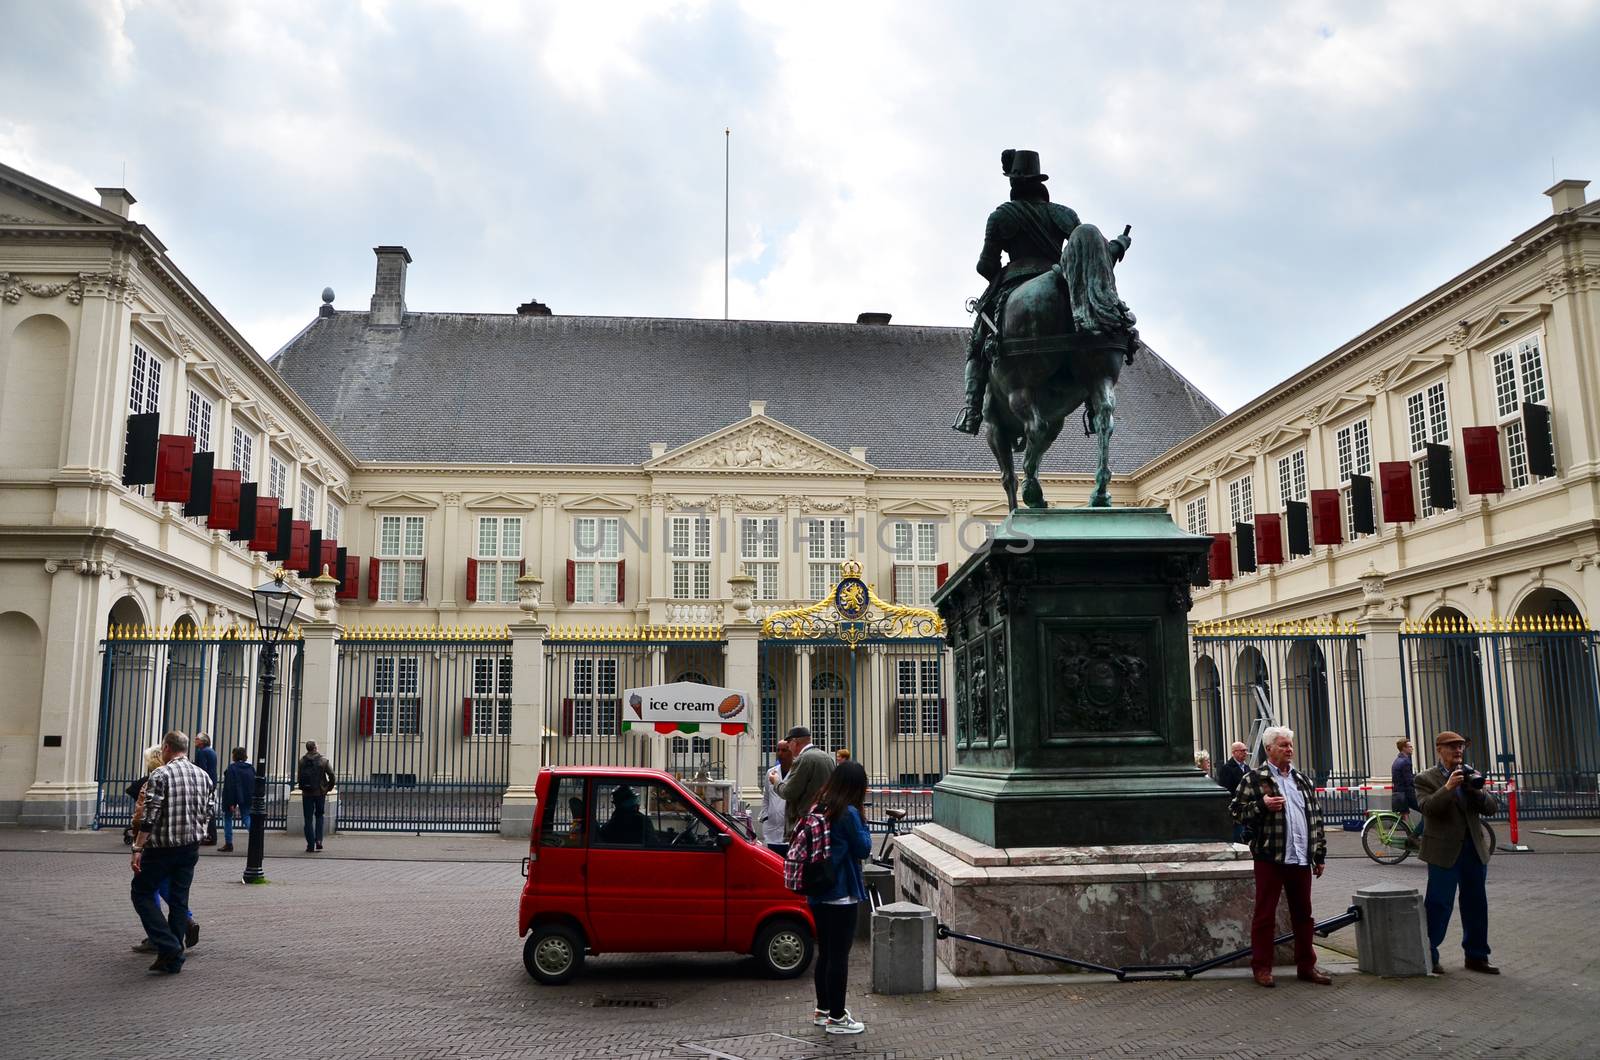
[{"xmin": 2, "ymin": 827, "xmax": 1597, "ymax": 1059}]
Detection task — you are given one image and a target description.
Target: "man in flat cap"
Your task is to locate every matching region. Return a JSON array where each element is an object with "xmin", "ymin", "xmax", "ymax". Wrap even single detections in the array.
[{"xmin": 1415, "ymin": 730, "xmax": 1500, "ymax": 974}]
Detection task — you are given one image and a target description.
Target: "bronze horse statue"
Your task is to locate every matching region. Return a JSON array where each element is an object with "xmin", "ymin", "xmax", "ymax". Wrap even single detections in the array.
[{"xmin": 980, "ymin": 222, "xmax": 1138, "ymax": 510}]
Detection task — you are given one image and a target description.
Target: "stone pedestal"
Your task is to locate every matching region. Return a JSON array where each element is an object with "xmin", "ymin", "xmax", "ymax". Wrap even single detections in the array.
[
  {"xmin": 871, "ymin": 902, "xmax": 938, "ymax": 994},
  {"xmin": 1354, "ymin": 882, "xmax": 1430, "ymax": 977},
  {"xmin": 896, "ymin": 824, "xmax": 1284, "ymax": 976}
]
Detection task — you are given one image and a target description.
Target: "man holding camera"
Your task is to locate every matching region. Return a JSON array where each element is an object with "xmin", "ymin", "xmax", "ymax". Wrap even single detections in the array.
[{"xmin": 1415, "ymin": 730, "xmax": 1499, "ymax": 974}]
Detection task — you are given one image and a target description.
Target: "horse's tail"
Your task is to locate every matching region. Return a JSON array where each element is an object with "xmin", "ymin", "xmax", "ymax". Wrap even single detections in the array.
[{"xmin": 1064, "ymin": 223, "xmax": 1136, "ymax": 335}]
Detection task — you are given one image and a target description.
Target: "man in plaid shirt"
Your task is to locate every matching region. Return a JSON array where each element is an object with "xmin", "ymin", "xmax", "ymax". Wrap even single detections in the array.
[
  {"xmin": 1229, "ymin": 725, "xmax": 1331, "ymax": 988},
  {"xmin": 130, "ymin": 730, "xmax": 217, "ymax": 974}
]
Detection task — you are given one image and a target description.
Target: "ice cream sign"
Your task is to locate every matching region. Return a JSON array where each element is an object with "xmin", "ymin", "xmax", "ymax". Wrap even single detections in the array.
[{"xmin": 622, "ymin": 681, "xmax": 751, "ymax": 735}]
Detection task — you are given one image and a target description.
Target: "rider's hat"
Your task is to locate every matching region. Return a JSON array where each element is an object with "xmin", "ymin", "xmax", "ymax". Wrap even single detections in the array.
[{"xmin": 1001, "ymin": 149, "xmax": 1048, "ymax": 183}]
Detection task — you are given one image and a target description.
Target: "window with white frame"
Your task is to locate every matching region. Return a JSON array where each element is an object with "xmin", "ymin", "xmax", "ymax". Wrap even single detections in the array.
[
  {"xmin": 186, "ymin": 390, "xmax": 213, "ymax": 452},
  {"xmin": 740, "ymin": 517, "xmax": 780, "ymax": 600},
  {"xmin": 1276, "ymin": 449, "xmax": 1308, "ymax": 505},
  {"xmin": 471, "ymin": 656, "xmax": 513, "ymax": 737},
  {"xmin": 806, "ymin": 517, "xmax": 849, "ymax": 599},
  {"xmin": 377, "ymin": 514, "xmax": 426, "ymax": 602},
  {"xmin": 372, "ymin": 655, "xmax": 422, "ymax": 736},
  {"xmin": 895, "ymin": 658, "xmax": 943, "ymax": 736},
  {"xmin": 1184, "ymin": 496, "xmax": 1208, "ymax": 535},
  {"xmin": 1492, "ymin": 335, "xmax": 1550, "ymax": 489},
  {"xmin": 1336, "ymin": 418, "xmax": 1373, "ymax": 538},
  {"xmin": 128, "ymin": 343, "xmax": 162, "ymax": 417},
  {"xmin": 325, "ymin": 501, "xmax": 341, "ymax": 543},
  {"xmin": 758, "ymin": 672, "xmax": 779, "ymax": 755},
  {"xmin": 571, "ymin": 657, "xmax": 619, "ymax": 737},
  {"xmin": 231, "ymin": 424, "xmax": 255, "ymax": 478},
  {"xmin": 475, "ymin": 515, "xmax": 523, "ymax": 602},
  {"xmin": 300, "ymin": 480, "xmax": 319, "ymax": 529},
  {"xmin": 669, "ymin": 514, "xmax": 712, "ymax": 599},
  {"xmin": 892, "ymin": 521, "xmax": 941, "ymax": 605},
  {"xmin": 267, "ymin": 454, "xmax": 289, "ymax": 503},
  {"xmin": 572, "ymin": 516, "xmax": 620, "ymax": 604},
  {"xmin": 1227, "ymin": 476, "xmax": 1253, "ymax": 527},
  {"xmin": 811, "ymin": 671, "xmax": 848, "ymax": 753},
  {"xmin": 1406, "ymin": 381, "xmax": 1451, "ymax": 516}
]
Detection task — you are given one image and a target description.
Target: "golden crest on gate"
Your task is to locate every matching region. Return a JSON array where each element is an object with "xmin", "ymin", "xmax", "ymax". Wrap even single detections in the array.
[{"xmin": 761, "ymin": 558, "xmax": 943, "ymax": 648}]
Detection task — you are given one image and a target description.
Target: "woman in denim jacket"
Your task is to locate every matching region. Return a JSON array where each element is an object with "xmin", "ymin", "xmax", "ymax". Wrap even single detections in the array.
[{"xmin": 806, "ymin": 760, "xmax": 873, "ymax": 1035}]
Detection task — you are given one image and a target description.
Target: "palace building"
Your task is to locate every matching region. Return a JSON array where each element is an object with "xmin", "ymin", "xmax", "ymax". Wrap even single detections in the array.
[{"xmin": 1, "ymin": 160, "xmax": 1596, "ymax": 831}]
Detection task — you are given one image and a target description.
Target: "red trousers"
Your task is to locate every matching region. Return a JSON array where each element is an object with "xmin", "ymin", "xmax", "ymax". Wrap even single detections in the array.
[{"xmin": 1251, "ymin": 860, "xmax": 1316, "ymax": 974}]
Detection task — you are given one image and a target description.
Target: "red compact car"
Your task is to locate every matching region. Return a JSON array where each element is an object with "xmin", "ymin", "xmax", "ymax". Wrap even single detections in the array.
[{"xmin": 517, "ymin": 767, "xmax": 815, "ymax": 985}]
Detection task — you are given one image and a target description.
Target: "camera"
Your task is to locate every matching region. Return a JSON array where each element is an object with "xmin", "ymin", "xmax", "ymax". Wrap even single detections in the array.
[{"xmin": 1456, "ymin": 764, "xmax": 1488, "ymax": 790}]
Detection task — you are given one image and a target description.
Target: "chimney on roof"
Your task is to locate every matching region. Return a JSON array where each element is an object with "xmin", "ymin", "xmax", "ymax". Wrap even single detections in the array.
[
  {"xmin": 369, "ymin": 246, "xmax": 411, "ymax": 326},
  {"xmin": 95, "ymin": 187, "xmax": 136, "ymax": 218},
  {"xmin": 856, "ymin": 312, "xmax": 892, "ymax": 325},
  {"xmin": 1545, "ymin": 179, "xmax": 1589, "ymax": 214},
  {"xmin": 516, "ymin": 299, "xmax": 552, "ymax": 316}
]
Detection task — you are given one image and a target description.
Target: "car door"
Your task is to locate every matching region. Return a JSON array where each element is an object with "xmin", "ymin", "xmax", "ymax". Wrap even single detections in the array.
[
  {"xmin": 528, "ymin": 774, "xmax": 589, "ymax": 923},
  {"xmin": 585, "ymin": 778, "xmax": 728, "ymax": 952}
]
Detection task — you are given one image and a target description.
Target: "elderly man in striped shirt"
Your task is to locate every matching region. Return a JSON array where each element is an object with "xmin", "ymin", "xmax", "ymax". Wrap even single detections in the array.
[{"xmin": 130, "ymin": 730, "xmax": 217, "ymax": 975}]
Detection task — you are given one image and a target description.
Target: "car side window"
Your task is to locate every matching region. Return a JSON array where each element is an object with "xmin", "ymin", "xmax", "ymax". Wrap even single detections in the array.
[
  {"xmin": 645, "ymin": 785, "xmax": 722, "ymax": 851},
  {"xmin": 591, "ymin": 780, "xmax": 657, "ymax": 848},
  {"xmin": 539, "ymin": 776, "xmax": 587, "ymax": 848}
]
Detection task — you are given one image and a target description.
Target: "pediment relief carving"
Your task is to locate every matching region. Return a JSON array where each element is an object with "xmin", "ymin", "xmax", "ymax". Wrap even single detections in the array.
[
  {"xmin": 969, "ymin": 500, "xmax": 1011, "ymax": 518},
  {"xmin": 647, "ymin": 417, "xmax": 871, "ymax": 474},
  {"xmin": 878, "ymin": 498, "xmax": 949, "ymax": 516},
  {"xmin": 1258, "ymin": 424, "xmax": 1308, "ymax": 455},
  {"xmin": 131, "ymin": 314, "xmax": 183, "ymax": 358},
  {"xmin": 1460, "ymin": 302, "xmax": 1550, "ymax": 352},
  {"xmin": 1386, "ymin": 352, "xmax": 1451, "ymax": 392},
  {"xmin": 1213, "ymin": 450, "xmax": 1255, "ymax": 477},
  {"xmin": 1309, "ymin": 391, "xmax": 1374, "ymax": 427},
  {"xmin": 559, "ymin": 493, "xmax": 634, "ymax": 513},
  {"xmin": 0, "ymin": 182, "xmax": 102, "ymax": 225},
  {"xmin": 465, "ymin": 492, "xmax": 538, "ymax": 510},
  {"xmin": 364, "ymin": 491, "xmax": 440, "ymax": 509}
]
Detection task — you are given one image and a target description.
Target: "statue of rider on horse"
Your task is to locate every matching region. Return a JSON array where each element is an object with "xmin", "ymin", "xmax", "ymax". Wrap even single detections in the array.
[{"xmin": 952, "ymin": 149, "xmax": 1139, "ymax": 511}]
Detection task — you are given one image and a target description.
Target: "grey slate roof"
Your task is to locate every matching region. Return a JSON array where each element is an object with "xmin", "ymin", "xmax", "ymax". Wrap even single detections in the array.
[{"xmin": 272, "ymin": 312, "xmax": 1221, "ymax": 473}]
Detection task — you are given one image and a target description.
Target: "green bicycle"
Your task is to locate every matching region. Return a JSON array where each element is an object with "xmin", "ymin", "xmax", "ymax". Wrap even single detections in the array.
[{"xmin": 1360, "ymin": 810, "xmax": 1496, "ymax": 864}]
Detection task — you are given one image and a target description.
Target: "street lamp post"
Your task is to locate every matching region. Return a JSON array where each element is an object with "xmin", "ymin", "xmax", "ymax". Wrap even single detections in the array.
[{"xmin": 243, "ymin": 572, "xmax": 303, "ymax": 885}]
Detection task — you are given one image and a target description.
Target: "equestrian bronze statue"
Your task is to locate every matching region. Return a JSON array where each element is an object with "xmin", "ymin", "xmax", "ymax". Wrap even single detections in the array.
[{"xmin": 952, "ymin": 149, "xmax": 1138, "ymax": 510}]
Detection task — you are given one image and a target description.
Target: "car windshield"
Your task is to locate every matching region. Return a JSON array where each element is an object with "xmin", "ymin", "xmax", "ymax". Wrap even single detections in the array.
[{"xmin": 710, "ymin": 804, "xmax": 757, "ymax": 842}]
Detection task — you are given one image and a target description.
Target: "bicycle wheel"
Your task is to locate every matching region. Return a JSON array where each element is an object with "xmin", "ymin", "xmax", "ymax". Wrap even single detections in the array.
[{"xmin": 1361, "ymin": 814, "xmax": 1411, "ymax": 864}]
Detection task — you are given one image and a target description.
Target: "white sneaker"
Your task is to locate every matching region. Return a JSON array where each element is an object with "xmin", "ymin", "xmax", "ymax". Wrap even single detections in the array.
[
  {"xmin": 825, "ymin": 1013, "xmax": 865, "ymax": 1035},
  {"xmin": 812, "ymin": 1009, "xmax": 828, "ymax": 1026}
]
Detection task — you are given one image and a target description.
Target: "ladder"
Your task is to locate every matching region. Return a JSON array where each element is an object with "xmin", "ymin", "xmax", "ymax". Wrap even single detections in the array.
[{"xmin": 1244, "ymin": 681, "xmax": 1276, "ymax": 763}]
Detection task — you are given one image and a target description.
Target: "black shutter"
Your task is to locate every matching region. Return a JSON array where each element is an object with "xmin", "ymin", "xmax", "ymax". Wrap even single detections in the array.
[
  {"xmin": 1524, "ymin": 402, "xmax": 1556, "ymax": 478},
  {"xmin": 1349, "ymin": 474, "xmax": 1376, "ymax": 535},
  {"xmin": 271, "ymin": 507, "xmax": 294, "ymax": 562},
  {"xmin": 1285, "ymin": 500, "xmax": 1311, "ymax": 556},
  {"xmin": 122, "ymin": 412, "xmax": 160, "ymax": 486},
  {"xmin": 304, "ymin": 530, "xmax": 323, "ymax": 578},
  {"xmin": 336, "ymin": 546, "xmax": 349, "ymax": 592},
  {"xmin": 1234, "ymin": 521, "xmax": 1256, "ymax": 572},
  {"xmin": 1425, "ymin": 443, "xmax": 1455, "ymax": 510},
  {"xmin": 231, "ymin": 483, "xmax": 258, "ymax": 541},
  {"xmin": 183, "ymin": 452, "xmax": 215, "ymax": 517}
]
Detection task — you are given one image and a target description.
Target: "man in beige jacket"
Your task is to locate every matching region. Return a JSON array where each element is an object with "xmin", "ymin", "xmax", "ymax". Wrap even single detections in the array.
[{"xmin": 771, "ymin": 725, "xmax": 835, "ymax": 841}]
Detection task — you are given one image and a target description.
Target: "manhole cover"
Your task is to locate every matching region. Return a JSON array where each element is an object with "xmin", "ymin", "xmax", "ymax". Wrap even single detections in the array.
[{"xmin": 595, "ymin": 993, "xmax": 670, "ymax": 1009}]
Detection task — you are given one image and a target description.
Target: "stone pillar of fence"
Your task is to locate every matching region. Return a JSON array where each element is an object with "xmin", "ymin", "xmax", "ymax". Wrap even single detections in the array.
[
  {"xmin": 724, "ymin": 572, "xmax": 761, "ymax": 805},
  {"xmin": 502, "ymin": 615, "xmax": 549, "ymax": 837},
  {"xmin": 1361, "ymin": 614, "xmax": 1407, "ymax": 785},
  {"xmin": 293, "ymin": 612, "xmax": 342, "ymax": 836}
]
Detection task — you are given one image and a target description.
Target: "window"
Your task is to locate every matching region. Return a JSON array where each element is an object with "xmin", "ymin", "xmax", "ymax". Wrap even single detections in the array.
[
  {"xmin": 300, "ymin": 480, "xmax": 319, "ymax": 529},
  {"xmin": 589, "ymin": 780, "xmax": 721, "ymax": 851},
  {"xmin": 895, "ymin": 658, "xmax": 943, "ymax": 736},
  {"xmin": 891, "ymin": 520, "xmax": 941, "ymax": 605},
  {"xmin": 471, "ymin": 656, "xmax": 513, "ymax": 737},
  {"xmin": 811, "ymin": 671, "xmax": 848, "ymax": 754},
  {"xmin": 186, "ymin": 390, "xmax": 213, "ymax": 452},
  {"xmin": 372, "ymin": 655, "xmax": 422, "ymax": 736},
  {"xmin": 268, "ymin": 454, "xmax": 289, "ymax": 503},
  {"xmin": 806, "ymin": 517, "xmax": 849, "ymax": 599},
  {"xmin": 1227, "ymin": 476, "xmax": 1253, "ymax": 527},
  {"xmin": 1492, "ymin": 336, "xmax": 1551, "ymax": 489},
  {"xmin": 231, "ymin": 425, "xmax": 255, "ymax": 478},
  {"xmin": 539, "ymin": 775, "xmax": 587, "ymax": 847},
  {"xmin": 1407, "ymin": 381, "xmax": 1450, "ymax": 516},
  {"xmin": 758, "ymin": 672, "xmax": 779, "ymax": 755},
  {"xmin": 325, "ymin": 501, "xmax": 341, "ymax": 543},
  {"xmin": 475, "ymin": 515, "xmax": 523, "ymax": 603},
  {"xmin": 128, "ymin": 343, "xmax": 161, "ymax": 416},
  {"xmin": 378, "ymin": 514, "xmax": 426, "ymax": 602},
  {"xmin": 1276, "ymin": 449, "xmax": 1308, "ymax": 505},
  {"xmin": 669, "ymin": 514, "xmax": 712, "ymax": 600},
  {"xmin": 1184, "ymin": 496, "xmax": 1208, "ymax": 535},
  {"xmin": 1336, "ymin": 419, "xmax": 1372, "ymax": 538},
  {"xmin": 571, "ymin": 657, "xmax": 619, "ymax": 737},
  {"xmin": 572, "ymin": 516, "xmax": 621, "ymax": 604},
  {"xmin": 740, "ymin": 517, "xmax": 780, "ymax": 600}
]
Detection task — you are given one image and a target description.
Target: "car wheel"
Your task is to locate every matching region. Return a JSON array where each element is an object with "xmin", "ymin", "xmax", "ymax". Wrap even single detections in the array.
[
  {"xmin": 754, "ymin": 918, "xmax": 813, "ymax": 979},
  {"xmin": 524, "ymin": 923, "xmax": 585, "ymax": 985}
]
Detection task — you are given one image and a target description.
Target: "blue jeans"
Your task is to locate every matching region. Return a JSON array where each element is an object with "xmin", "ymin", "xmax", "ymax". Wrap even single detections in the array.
[
  {"xmin": 302, "ymin": 794, "xmax": 326, "ymax": 847},
  {"xmin": 132, "ymin": 844, "xmax": 198, "ymax": 965},
  {"xmin": 1425, "ymin": 839, "xmax": 1490, "ymax": 965},
  {"xmin": 223, "ymin": 809, "xmax": 250, "ymax": 845}
]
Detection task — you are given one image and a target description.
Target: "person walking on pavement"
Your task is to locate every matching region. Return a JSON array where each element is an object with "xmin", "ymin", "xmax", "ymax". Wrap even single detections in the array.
[
  {"xmin": 771, "ymin": 725, "xmax": 835, "ymax": 841},
  {"xmin": 129, "ymin": 744, "xmax": 200, "ymax": 954},
  {"xmin": 130, "ymin": 730, "xmax": 216, "ymax": 974},
  {"xmin": 760, "ymin": 739, "xmax": 794, "ymax": 855},
  {"xmin": 297, "ymin": 740, "xmax": 336, "ymax": 852},
  {"xmin": 193, "ymin": 732, "xmax": 219, "ymax": 846},
  {"xmin": 219, "ymin": 747, "xmax": 255, "ymax": 853},
  {"xmin": 1229, "ymin": 726, "xmax": 1332, "ymax": 988},
  {"xmin": 1416, "ymin": 730, "xmax": 1500, "ymax": 974}
]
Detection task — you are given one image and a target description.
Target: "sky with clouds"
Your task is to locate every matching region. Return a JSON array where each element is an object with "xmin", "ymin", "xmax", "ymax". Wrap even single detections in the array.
[{"xmin": 3, "ymin": 0, "xmax": 1599, "ymax": 411}]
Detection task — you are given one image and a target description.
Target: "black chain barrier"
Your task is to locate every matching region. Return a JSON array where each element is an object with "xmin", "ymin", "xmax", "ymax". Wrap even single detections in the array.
[{"xmin": 934, "ymin": 906, "xmax": 1362, "ymax": 982}]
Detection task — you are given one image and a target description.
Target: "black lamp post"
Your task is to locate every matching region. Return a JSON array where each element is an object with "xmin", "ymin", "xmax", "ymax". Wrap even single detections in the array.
[{"xmin": 243, "ymin": 571, "xmax": 303, "ymax": 884}]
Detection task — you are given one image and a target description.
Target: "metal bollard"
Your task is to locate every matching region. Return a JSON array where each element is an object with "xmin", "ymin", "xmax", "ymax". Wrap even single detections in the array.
[
  {"xmin": 1354, "ymin": 882, "xmax": 1431, "ymax": 977},
  {"xmin": 871, "ymin": 902, "xmax": 937, "ymax": 995}
]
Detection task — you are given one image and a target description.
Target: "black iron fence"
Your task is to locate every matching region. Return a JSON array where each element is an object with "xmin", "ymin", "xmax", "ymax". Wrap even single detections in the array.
[{"xmin": 95, "ymin": 627, "xmax": 302, "ymax": 829}]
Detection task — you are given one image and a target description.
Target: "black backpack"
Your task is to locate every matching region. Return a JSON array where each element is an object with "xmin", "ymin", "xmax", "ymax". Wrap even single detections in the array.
[{"xmin": 298, "ymin": 755, "xmax": 327, "ymax": 794}]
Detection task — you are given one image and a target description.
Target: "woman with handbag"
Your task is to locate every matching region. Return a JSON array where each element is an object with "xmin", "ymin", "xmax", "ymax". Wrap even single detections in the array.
[{"xmin": 803, "ymin": 760, "xmax": 872, "ymax": 1036}]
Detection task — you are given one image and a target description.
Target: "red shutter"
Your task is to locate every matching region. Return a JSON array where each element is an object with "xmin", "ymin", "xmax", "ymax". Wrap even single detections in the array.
[
  {"xmin": 561, "ymin": 697, "xmax": 574, "ymax": 737},
  {"xmin": 1463, "ymin": 426, "xmax": 1505, "ymax": 494},
  {"xmin": 338, "ymin": 556, "xmax": 360, "ymax": 600},
  {"xmin": 288, "ymin": 520, "xmax": 312, "ymax": 572},
  {"xmin": 248, "ymin": 496, "xmax": 280, "ymax": 553},
  {"xmin": 566, "ymin": 558, "xmax": 576, "ymax": 603},
  {"xmin": 616, "ymin": 558, "xmax": 625, "ymax": 604},
  {"xmin": 465, "ymin": 557, "xmax": 478, "ymax": 603},
  {"xmin": 519, "ymin": 558, "xmax": 527, "ymax": 576},
  {"xmin": 359, "ymin": 696, "xmax": 375, "ymax": 737},
  {"xmin": 936, "ymin": 562, "xmax": 950, "ymax": 588},
  {"xmin": 462, "ymin": 696, "xmax": 474, "ymax": 737},
  {"xmin": 1310, "ymin": 489, "xmax": 1343, "ymax": 546},
  {"xmin": 1208, "ymin": 533, "xmax": 1233, "ymax": 581},
  {"xmin": 890, "ymin": 564, "xmax": 901, "ymax": 602},
  {"xmin": 1379, "ymin": 461, "xmax": 1416, "ymax": 523},
  {"xmin": 152, "ymin": 435, "xmax": 196, "ymax": 502},
  {"xmin": 207, "ymin": 470, "xmax": 242, "ymax": 531},
  {"xmin": 1254, "ymin": 513, "xmax": 1284, "ymax": 566},
  {"xmin": 368, "ymin": 558, "xmax": 381, "ymax": 601},
  {"xmin": 419, "ymin": 559, "xmax": 426, "ymax": 600}
]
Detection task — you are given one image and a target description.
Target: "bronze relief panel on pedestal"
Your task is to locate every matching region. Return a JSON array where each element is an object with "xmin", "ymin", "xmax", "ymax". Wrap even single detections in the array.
[{"xmin": 1043, "ymin": 621, "xmax": 1165, "ymax": 742}]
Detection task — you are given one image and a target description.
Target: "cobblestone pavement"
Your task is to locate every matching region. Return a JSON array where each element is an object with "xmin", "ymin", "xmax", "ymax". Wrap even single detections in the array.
[{"xmin": 3, "ymin": 827, "xmax": 1597, "ymax": 1060}]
